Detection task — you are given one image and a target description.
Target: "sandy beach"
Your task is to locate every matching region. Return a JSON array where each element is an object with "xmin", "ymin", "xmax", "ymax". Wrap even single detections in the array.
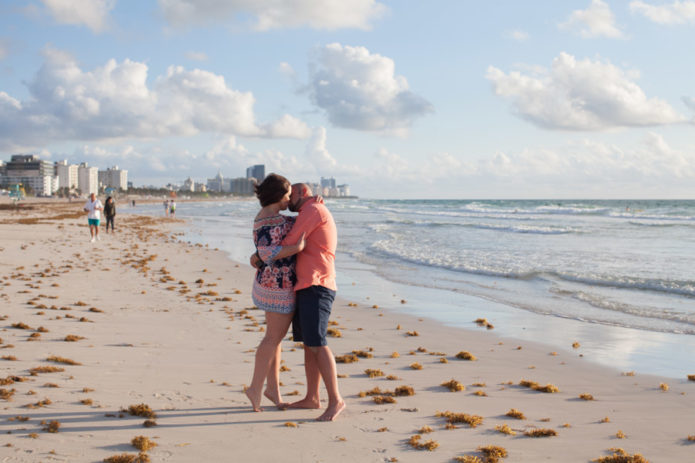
[{"xmin": 1, "ymin": 200, "xmax": 693, "ymax": 462}]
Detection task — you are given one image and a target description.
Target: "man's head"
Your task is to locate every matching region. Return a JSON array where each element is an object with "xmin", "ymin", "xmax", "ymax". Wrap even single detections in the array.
[
  {"xmin": 289, "ymin": 183, "xmax": 313, "ymax": 212},
  {"xmin": 90, "ymin": 193, "xmax": 96, "ymax": 201}
]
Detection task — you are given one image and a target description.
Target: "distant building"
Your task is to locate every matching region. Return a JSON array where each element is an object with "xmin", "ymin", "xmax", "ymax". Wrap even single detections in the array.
[
  {"xmin": 194, "ymin": 182, "xmax": 207, "ymax": 193},
  {"xmin": 207, "ymin": 170, "xmax": 225, "ymax": 192},
  {"xmin": 231, "ymin": 177, "xmax": 255, "ymax": 195},
  {"xmin": 246, "ymin": 164, "xmax": 265, "ymax": 182},
  {"xmin": 78, "ymin": 163, "xmax": 99, "ymax": 195},
  {"xmin": 321, "ymin": 177, "xmax": 336, "ymax": 190},
  {"xmin": 55, "ymin": 160, "xmax": 78, "ymax": 191},
  {"xmin": 98, "ymin": 166, "xmax": 128, "ymax": 191},
  {"xmin": 337, "ymin": 184, "xmax": 351, "ymax": 197},
  {"xmin": 181, "ymin": 177, "xmax": 195, "ymax": 192},
  {"xmin": 0, "ymin": 154, "xmax": 57, "ymax": 196}
]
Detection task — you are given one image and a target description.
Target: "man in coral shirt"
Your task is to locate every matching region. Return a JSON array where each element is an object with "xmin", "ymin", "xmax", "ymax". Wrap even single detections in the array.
[{"xmin": 278, "ymin": 183, "xmax": 345, "ymax": 421}]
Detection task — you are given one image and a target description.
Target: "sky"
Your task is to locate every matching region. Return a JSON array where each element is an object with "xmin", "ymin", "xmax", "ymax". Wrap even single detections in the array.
[{"xmin": 1, "ymin": 0, "xmax": 694, "ymax": 199}]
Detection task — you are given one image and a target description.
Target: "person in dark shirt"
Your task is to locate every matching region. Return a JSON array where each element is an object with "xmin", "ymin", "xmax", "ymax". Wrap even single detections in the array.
[{"xmin": 104, "ymin": 196, "xmax": 116, "ymax": 233}]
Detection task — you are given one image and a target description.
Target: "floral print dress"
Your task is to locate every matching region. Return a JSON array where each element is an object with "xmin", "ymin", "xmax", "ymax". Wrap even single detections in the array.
[{"xmin": 251, "ymin": 215, "xmax": 297, "ymax": 314}]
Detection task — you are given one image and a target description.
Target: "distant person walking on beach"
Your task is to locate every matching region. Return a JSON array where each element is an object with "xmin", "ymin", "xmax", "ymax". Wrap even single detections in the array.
[
  {"xmin": 245, "ymin": 174, "xmax": 306, "ymax": 412},
  {"xmin": 169, "ymin": 200, "xmax": 176, "ymax": 217},
  {"xmin": 83, "ymin": 193, "xmax": 103, "ymax": 243},
  {"xmin": 253, "ymin": 183, "xmax": 345, "ymax": 421},
  {"xmin": 163, "ymin": 199, "xmax": 169, "ymax": 216},
  {"xmin": 104, "ymin": 196, "xmax": 116, "ymax": 233}
]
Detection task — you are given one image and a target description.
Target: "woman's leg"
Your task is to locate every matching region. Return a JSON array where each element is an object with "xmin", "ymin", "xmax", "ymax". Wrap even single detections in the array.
[{"xmin": 245, "ymin": 311, "xmax": 293, "ymax": 411}]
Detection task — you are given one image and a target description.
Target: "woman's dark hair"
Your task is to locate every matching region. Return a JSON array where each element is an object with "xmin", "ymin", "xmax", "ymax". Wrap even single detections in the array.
[{"xmin": 254, "ymin": 173, "xmax": 290, "ymax": 207}]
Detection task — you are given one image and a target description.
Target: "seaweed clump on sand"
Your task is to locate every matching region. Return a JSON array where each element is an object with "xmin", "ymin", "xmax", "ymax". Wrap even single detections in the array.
[
  {"xmin": 505, "ymin": 408, "xmax": 526, "ymax": 420},
  {"xmin": 524, "ymin": 428, "xmax": 557, "ymax": 437},
  {"xmin": 103, "ymin": 453, "xmax": 150, "ymax": 463},
  {"xmin": 495, "ymin": 424, "xmax": 516, "ymax": 435},
  {"xmin": 123, "ymin": 404, "xmax": 157, "ymax": 419},
  {"xmin": 131, "ymin": 436, "xmax": 157, "ymax": 451},
  {"xmin": 579, "ymin": 393, "xmax": 595, "ymax": 400},
  {"xmin": 43, "ymin": 420, "xmax": 60, "ymax": 433},
  {"xmin": 436, "ymin": 411, "xmax": 483, "ymax": 428},
  {"xmin": 29, "ymin": 366, "xmax": 65, "ymax": 375},
  {"xmin": 592, "ymin": 448, "xmax": 649, "ymax": 463},
  {"xmin": 407, "ymin": 434, "xmax": 439, "ymax": 451},
  {"xmin": 518, "ymin": 379, "xmax": 559, "ymax": 393},
  {"xmin": 455, "ymin": 445, "xmax": 508, "ymax": 463},
  {"xmin": 441, "ymin": 379, "xmax": 465, "ymax": 392},
  {"xmin": 364, "ymin": 369, "xmax": 384, "ymax": 378},
  {"xmin": 456, "ymin": 351, "xmax": 477, "ymax": 361},
  {"xmin": 687, "ymin": 374, "xmax": 695, "ymax": 382},
  {"xmin": 46, "ymin": 356, "xmax": 81, "ymax": 365},
  {"xmin": 335, "ymin": 354, "xmax": 358, "ymax": 363}
]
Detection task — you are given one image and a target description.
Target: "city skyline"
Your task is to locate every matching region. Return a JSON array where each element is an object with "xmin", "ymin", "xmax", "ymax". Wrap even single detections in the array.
[{"xmin": 1, "ymin": 1, "xmax": 694, "ymax": 198}]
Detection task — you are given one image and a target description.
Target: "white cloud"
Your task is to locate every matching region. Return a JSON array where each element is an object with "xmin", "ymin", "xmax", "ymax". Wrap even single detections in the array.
[
  {"xmin": 185, "ymin": 51, "xmax": 208, "ymax": 61},
  {"xmin": 479, "ymin": 133, "xmax": 695, "ymax": 181},
  {"xmin": 41, "ymin": 0, "xmax": 115, "ymax": 33},
  {"xmin": 263, "ymin": 114, "xmax": 311, "ymax": 139},
  {"xmin": 0, "ymin": 48, "xmax": 310, "ymax": 150},
  {"xmin": 304, "ymin": 127, "xmax": 338, "ymax": 172},
  {"xmin": 279, "ymin": 62, "xmax": 295, "ymax": 76},
  {"xmin": 309, "ymin": 43, "xmax": 433, "ymax": 132},
  {"xmin": 506, "ymin": 29, "xmax": 529, "ymax": 41},
  {"xmin": 486, "ymin": 52, "xmax": 685, "ymax": 130},
  {"xmin": 158, "ymin": 0, "xmax": 387, "ymax": 30},
  {"xmin": 559, "ymin": 0, "xmax": 624, "ymax": 38},
  {"xmin": 630, "ymin": 1, "xmax": 695, "ymax": 24}
]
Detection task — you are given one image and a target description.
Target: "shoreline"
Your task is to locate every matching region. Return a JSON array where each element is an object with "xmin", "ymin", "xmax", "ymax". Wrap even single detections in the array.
[
  {"xmin": 145, "ymin": 198, "xmax": 695, "ymax": 379},
  {"xmin": 1, "ymin": 201, "xmax": 693, "ymax": 462}
]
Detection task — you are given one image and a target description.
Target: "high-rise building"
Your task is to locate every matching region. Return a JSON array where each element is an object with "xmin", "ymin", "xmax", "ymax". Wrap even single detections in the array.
[
  {"xmin": 1, "ymin": 154, "xmax": 57, "ymax": 196},
  {"xmin": 321, "ymin": 176, "xmax": 336, "ymax": 190},
  {"xmin": 246, "ymin": 164, "xmax": 265, "ymax": 182},
  {"xmin": 55, "ymin": 160, "xmax": 79, "ymax": 191},
  {"xmin": 98, "ymin": 166, "xmax": 128, "ymax": 191},
  {"xmin": 78, "ymin": 162, "xmax": 99, "ymax": 195}
]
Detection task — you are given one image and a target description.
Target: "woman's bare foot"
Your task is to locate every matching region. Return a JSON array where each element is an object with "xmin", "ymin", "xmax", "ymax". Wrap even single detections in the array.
[
  {"xmin": 287, "ymin": 396, "xmax": 322, "ymax": 409},
  {"xmin": 316, "ymin": 400, "xmax": 346, "ymax": 421},
  {"xmin": 244, "ymin": 386, "xmax": 263, "ymax": 412},
  {"xmin": 263, "ymin": 389, "xmax": 286, "ymax": 409}
]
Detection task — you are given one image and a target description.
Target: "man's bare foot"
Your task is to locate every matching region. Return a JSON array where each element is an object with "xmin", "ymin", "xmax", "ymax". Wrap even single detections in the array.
[
  {"xmin": 244, "ymin": 386, "xmax": 263, "ymax": 412},
  {"xmin": 316, "ymin": 400, "xmax": 346, "ymax": 421},
  {"xmin": 263, "ymin": 390, "xmax": 286, "ymax": 409},
  {"xmin": 287, "ymin": 397, "xmax": 321, "ymax": 409}
]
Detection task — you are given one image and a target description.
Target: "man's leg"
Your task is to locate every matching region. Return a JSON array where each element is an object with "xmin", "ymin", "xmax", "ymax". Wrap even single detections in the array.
[
  {"xmin": 312, "ymin": 345, "xmax": 345, "ymax": 421},
  {"xmin": 287, "ymin": 345, "xmax": 322, "ymax": 409}
]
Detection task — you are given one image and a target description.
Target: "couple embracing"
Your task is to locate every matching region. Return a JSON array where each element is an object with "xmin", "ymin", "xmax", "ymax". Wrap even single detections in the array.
[{"xmin": 245, "ymin": 173, "xmax": 345, "ymax": 422}]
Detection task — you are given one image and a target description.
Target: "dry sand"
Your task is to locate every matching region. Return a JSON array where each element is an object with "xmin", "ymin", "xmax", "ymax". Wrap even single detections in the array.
[{"xmin": 0, "ymin": 200, "xmax": 694, "ymax": 462}]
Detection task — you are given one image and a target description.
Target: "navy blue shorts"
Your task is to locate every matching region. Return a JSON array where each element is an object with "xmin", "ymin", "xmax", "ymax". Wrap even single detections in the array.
[{"xmin": 292, "ymin": 286, "xmax": 336, "ymax": 347}]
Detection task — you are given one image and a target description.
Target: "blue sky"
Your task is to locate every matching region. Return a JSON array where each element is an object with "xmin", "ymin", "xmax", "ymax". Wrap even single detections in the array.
[{"xmin": 1, "ymin": 0, "xmax": 694, "ymax": 198}]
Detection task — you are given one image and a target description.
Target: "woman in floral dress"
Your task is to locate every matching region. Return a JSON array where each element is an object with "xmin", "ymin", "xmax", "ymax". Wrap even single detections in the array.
[{"xmin": 245, "ymin": 173, "xmax": 305, "ymax": 412}]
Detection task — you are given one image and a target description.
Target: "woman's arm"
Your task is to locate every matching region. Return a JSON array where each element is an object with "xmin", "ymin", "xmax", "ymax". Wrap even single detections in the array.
[{"xmin": 252, "ymin": 232, "xmax": 305, "ymax": 267}]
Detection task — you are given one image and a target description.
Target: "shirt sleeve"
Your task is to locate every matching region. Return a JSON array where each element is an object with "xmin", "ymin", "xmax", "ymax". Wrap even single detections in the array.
[
  {"xmin": 281, "ymin": 202, "xmax": 321, "ymax": 246},
  {"xmin": 256, "ymin": 245, "xmax": 281, "ymax": 263}
]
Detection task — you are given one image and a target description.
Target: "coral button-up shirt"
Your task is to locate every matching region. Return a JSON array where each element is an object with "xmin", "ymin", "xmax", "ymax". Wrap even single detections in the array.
[{"xmin": 281, "ymin": 198, "xmax": 337, "ymax": 292}]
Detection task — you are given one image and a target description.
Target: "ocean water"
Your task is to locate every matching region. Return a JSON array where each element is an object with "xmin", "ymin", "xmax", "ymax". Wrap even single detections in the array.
[{"xmin": 128, "ymin": 199, "xmax": 695, "ymax": 378}]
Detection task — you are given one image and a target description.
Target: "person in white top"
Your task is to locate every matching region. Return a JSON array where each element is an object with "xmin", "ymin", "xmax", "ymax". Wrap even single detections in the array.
[{"xmin": 83, "ymin": 192, "xmax": 103, "ymax": 243}]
